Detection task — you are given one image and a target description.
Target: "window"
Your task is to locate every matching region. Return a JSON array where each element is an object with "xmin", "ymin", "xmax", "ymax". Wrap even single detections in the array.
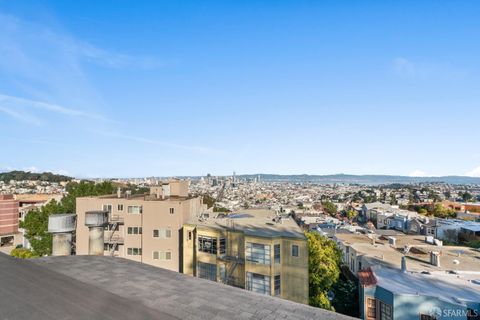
[
  {"xmin": 246, "ymin": 272, "xmax": 271, "ymax": 295},
  {"xmin": 292, "ymin": 244, "xmax": 299, "ymax": 257},
  {"xmin": 219, "ymin": 238, "xmax": 226, "ymax": 254},
  {"xmin": 246, "ymin": 243, "xmax": 271, "ymax": 265},
  {"xmin": 188, "ymin": 231, "xmax": 192, "ymax": 240},
  {"xmin": 169, "ymin": 208, "xmax": 175, "ymax": 214},
  {"xmin": 153, "ymin": 251, "xmax": 172, "ymax": 260},
  {"xmin": 102, "ymin": 204, "xmax": 112, "ymax": 213},
  {"xmin": 153, "ymin": 228, "xmax": 172, "ymax": 239},
  {"xmin": 198, "ymin": 236, "xmax": 217, "ymax": 254},
  {"xmin": 197, "ymin": 262, "xmax": 216, "ymax": 281},
  {"xmin": 117, "ymin": 204, "xmax": 124, "ymax": 211},
  {"xmin": 379, "ymin": 301, "xmax": 392, "ymax": 320},
  {"xmin": 127, "ymin": 248, "xmax": 142, "ymax": 256},
  {"xmin": 127, "ymin": 227, "xmax": 142, "ymax": 235},
  {"xmin": 367, "ymin": 298, "xmax": 376, "ymax": 318},
  {"xmin": 127, "ymin": 205, "xmax": 142, "ymax": 214},
  {"xmin": 274, "ymin": 275, "xmax": 281, "ymax": 296},
  {"xmin": 274, "ymin": 244, "xmax": 280, "ymax": 264}
]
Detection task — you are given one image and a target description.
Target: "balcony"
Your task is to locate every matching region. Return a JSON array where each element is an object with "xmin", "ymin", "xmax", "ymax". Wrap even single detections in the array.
[
  {"xmin": 218, "ymin": 250, "xmax": 244, "ymax": 264},
  {"xmin": 109, "ymin": 214, "xmax": 125, "ymax": 223},
  {"xmin": 104, "ymin": 233, "xmax": 124, "ymax": 244}
]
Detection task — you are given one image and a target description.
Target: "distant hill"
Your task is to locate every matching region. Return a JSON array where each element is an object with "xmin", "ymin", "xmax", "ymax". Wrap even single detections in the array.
[
  {"xmin": 234, "ymin": 173, "xmax": 480, "ymax": 185},
  {"xmin": 0, "ymin": 170, "xmax": 73, "ymax": 183}
]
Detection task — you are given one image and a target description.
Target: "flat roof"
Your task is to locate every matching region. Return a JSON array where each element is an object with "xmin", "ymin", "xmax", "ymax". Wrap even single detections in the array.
[
  {"xmin": 188, "ymin": 209, "xmax": 305, "ymax": 239},
  {"xmin": 0, "ymin": 254, "xmax": 354, "ymax": 320},
  {"xmin": 373, "ymin": 267, "xmax": 480, "ymax": 305},
  {"xmin": 335, "ymin": 233, "xmax": 480, "ymax": 273},
  {"xmin": 78, "ymin": 194, "xmax": 195, "ymax": 201}
]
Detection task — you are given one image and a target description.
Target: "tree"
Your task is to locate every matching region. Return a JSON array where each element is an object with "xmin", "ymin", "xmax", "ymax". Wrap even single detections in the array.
[
  {"xmin": 198, "ymin": 194, "xmax": 215, "ymax": 209},
  {"xmin": 332, "ymin": 278, "xmax": 358, "ymax": 317},
  {"xmin": 306, "ymin": 232, "xmax": 342, "ymax": 310},
  {"xmin": 20, "ymin": 181, "xmax": 116, "ymax": 257},
  {"xmin": 462, "ymin": 192, "xmax": 473, "ymax": 202},
  {"xmin": 322, "ymin": 201, "xmax": 338, "ymax": 216},
  {"xmin": 432, "ymin": 203, "xmax": 456, "ymax": 218},
  {"xmin": 0, "ymin": 170, "xmax": 72, "ymax": 183},
  {"xmin": 389, "ymin": 193, "xmax": 397, "ymax": 205},
  {"xmin": 346, "ymin": 210, "xmax": 356, "ymax": 220},
  {"xmin": 20, "ymin": 200, "xmax": 61, "ymax": 256},
  {"xmin": 10, "ymin": 248, "xmax": 38, "ymax": 259},
  {"xmin": 418, "ymin": 208, "xmax": 428, "ymax": 215}
]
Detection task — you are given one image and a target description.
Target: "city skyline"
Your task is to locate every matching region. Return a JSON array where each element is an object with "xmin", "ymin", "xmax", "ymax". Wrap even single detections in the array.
[{"xmin": 1, "ymin": 1, "xmax": 480, "ymax": 178}]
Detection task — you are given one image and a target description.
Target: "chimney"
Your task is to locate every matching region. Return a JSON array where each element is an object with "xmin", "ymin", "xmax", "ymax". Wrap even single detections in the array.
[
  {"xmin": 401, "ymin": 256, "xmax": 407, "ymax": 273},
  {"xmin": 117, "ymin": 187, "xmax": 122, "ymax": 198},
  {"xmin": 430, "ymin": 251, "xmax": 441, "ymax": 267}
]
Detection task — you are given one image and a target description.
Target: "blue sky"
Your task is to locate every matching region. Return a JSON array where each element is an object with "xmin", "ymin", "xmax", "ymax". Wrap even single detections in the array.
[{"xmin": 0, "ymin": 1, "xmax": 479, "ymax": 178}]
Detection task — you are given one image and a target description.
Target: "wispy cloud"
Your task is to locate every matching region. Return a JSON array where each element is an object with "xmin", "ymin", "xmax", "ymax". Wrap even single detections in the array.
[
  {"xmin": 0, "ymin": 105, "xmax": 42, "ymax": 125},
  {"xmin": 0, "ymin": 12, "xmax": 162, "ymax": 127},
  {"xmin": 70, "ymin": 40, "xmax": 166, "ymax": 69},
  {"xmin": 408, "ymin": 169, "xmax": 428, "ymax": 177},
  {"xmin": 393, "ymin": 57, "xmax": 416, "ymax": 78},
  {"xmin": 392, "ymin": 57, "xmax": 468, "ymax": 81},
  {"xmin": 93, "ymin": 130, "xmax": 215, "ymax": 153},
  {"xmin": 0, "ymin": 93, "xmax": 114, "ymax": 124},
  {"xmin": 465, "ymin": 166, "xmax": 480, "ymax": 177}
]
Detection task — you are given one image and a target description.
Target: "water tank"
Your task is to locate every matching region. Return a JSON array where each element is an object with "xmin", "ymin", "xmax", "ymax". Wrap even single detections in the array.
[
  {"xmin": 48, "ymin": 214, "xmax": 77, "ymax": 233},
  {"xmin": 85, "ymin": 211, "xmax": 109, "ymax": 227}
]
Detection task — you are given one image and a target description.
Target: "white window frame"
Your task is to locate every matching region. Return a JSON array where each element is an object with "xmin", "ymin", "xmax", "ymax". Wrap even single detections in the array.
[{"xmin": 127, "ymin": 205, "xmax": 143, "ymax": 214}]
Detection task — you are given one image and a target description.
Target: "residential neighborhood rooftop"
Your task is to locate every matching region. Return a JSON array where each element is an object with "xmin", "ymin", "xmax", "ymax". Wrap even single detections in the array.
[
  {"xmin": 335, "ymin": 233, "xmax": 480, "ymax": 273},
  {"xmin": 373, "ymin": 266, "xmax": 480, "ymax": 306},
  {"xmin": 187, "ymin": 209, "xmax": 306, "ymax": 239}
]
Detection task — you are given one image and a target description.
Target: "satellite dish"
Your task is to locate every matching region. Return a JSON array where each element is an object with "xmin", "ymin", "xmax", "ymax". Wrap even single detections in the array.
[{"xmin": 453, "ymin": 259, "xmax": 460, "ymax": 265}]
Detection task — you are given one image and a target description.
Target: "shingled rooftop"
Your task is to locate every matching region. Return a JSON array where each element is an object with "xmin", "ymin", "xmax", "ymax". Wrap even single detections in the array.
[{"xmin": 0, "ymin": 254, "xmax": 354, "ymax": 320}]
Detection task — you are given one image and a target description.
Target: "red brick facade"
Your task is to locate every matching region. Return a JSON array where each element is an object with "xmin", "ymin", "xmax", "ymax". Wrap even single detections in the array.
[{"xmin": 0, "ymin": 195, "xmax": 19, "ymax": 235}]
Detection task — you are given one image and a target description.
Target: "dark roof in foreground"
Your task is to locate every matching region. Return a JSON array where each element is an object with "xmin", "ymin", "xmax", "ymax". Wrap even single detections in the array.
[{"xmin": 0, "ymin": 254, "xmax": 355, "ymax": 320}]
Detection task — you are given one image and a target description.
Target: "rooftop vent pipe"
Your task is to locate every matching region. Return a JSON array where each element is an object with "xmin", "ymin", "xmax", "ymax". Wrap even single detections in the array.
[
  {"xmin": 401, "ymin": 256, "xmax": 407, "ymax": 273},
  {"xmin": 48, "ymin": 214, "xmax": 77, "ymax": 256},
  {"xmin": 85, "ymin": 211, "xmax": 109, "ymax": 255},
  {"xmin": 430, "ymin": 251, "xmax": 441, "ymax": 267}
]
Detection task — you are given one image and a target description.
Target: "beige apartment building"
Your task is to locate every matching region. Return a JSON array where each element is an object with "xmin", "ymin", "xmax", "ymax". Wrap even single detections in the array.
[
  {"xmin": 76, "ymin": 180, "xmax": 203, "ymax": 272},
  {"xmin": 183, "ymin": 209, "xmax": 309, "ymax": 304}
]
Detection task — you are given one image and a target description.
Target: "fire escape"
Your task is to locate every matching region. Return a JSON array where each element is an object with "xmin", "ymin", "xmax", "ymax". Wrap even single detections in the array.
[
  {"xmin": 217, "ymin": 227, "xmax": 244, "ymax": 287},
  {"xmin": 106, "ymin": 214, "xmax": 124, "ymax": 256},
  {"xmin": 218, "ymin": 250, "xmax": 244, "ymax": 286}
]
